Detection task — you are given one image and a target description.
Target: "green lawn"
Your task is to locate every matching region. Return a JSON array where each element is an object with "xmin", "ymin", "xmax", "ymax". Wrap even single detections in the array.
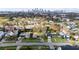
[
  {"xmin": 3, "ymin": 41, "xmax": 16, "ymax": 43},
  {"xmin": 52, "ymin": 37, "xmax": 66, "ymax": 43},
  {"xmin": 22, "ymin": 38, "xmax": 41, "ymax": 42},
  {"xmin": 0, "ymin": 46, "xmax": 16, "ymax": 50},
  {"xmin": 20, "ymin": 46, "xmax": 50, "ymax": 50},
  {"xmin": 42, "ymin": 36, "xmax": 48, "ymax": 42}
]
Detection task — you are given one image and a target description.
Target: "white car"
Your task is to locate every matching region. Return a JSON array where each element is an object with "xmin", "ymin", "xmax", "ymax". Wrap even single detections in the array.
[
  {"xmin": 5, "ymin": 31, "xmax": 14, "ymax": 36},
  {"xmin": 0, "ymin": 31, "xmax": 5, "ymax": 38},
  {"xmin": 20, "ymin": 33, "xmax": 30, "ymax": 38}
]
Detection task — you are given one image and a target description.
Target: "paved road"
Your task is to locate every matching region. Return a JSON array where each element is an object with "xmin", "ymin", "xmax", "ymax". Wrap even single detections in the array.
[
  {"xmin": 16, "ymin": 37, "xmax": 23, "ymax": 50},
  {"xmin": 61, "ymin": 45, "xmax": 79, "ymax": 50},
  {"xmin": 0, "ymin": 42, "xmax": 71, "ymax": 47}
]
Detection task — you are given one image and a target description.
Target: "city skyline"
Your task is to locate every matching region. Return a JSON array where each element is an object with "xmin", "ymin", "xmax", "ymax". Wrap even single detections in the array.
[{"xmin": 0, "ymin": 8, "xmax": 79, "ymax": 12}]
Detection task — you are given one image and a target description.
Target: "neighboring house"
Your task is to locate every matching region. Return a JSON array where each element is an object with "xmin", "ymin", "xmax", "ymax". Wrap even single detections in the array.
[
  {"xmin": 74, "ymin": 17, "xmax": 79, "ymax": 20},
  {"xmin": 74, "ymin": 35, "xmax": 79, "ymax": 41},
  {"xmin": 67, "ymin": 22, "xmax": 76, "ymax": 29},
  {"xmin": 51, "ymin": 23, "xmax": 60, "ymax": 32},
  {"xmin": 62, "ymin": 18, "xmax": 70, "ymax": 22},
  {"xmin": 4, "ymin": 25, "xmax": 15, "ymax": 32}
]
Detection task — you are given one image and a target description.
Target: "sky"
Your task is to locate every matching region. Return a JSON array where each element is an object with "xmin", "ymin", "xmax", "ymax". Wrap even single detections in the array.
[
  {"xmin": 0, "ymin": 0, "xmax": 78, "ymax": 12},
  {"xmin": 0, "ymin": 0, "xmax": 78, "ymax": 8}
]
